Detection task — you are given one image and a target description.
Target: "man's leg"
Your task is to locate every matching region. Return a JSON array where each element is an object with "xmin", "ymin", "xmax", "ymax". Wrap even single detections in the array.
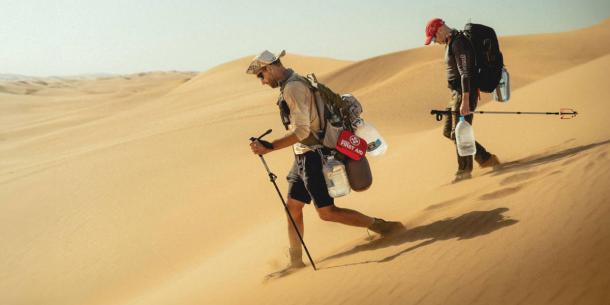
[
  {"xmin": 286, "ymin": 197, "xmax": 306, "ymax": 263},
  {"xmin": 316, "ymin": 205, "xmax": 374, "ymax": 227},
  {"xmin": 450, "ymin": 91, "xmax": 473, "ymax": 181},
  {"xmin": 316, "ymin": 205, "xmax": 403, "ymax": 236},
  {"xmin": 465, "ymin": 95, "xmax": 497, "ymax": 168},
  {"xmin": 302, "ymin": 150, "xmax": 403, "ymax": 237},
  {"xmin": 443, "ymin": 106, "xmax": 454, "ymax": 140},
  {"xmin": 285, "ymin": 156, "xmax": 311, "ymax": 268}
]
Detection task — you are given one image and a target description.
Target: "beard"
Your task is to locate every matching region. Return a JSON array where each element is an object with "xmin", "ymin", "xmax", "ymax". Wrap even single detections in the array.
[{"xmin": 269, "ymin": 79, "xmax": 279, "ymax": 88}]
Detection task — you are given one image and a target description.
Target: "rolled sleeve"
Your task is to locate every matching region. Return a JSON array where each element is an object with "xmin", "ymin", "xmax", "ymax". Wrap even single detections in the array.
[{"xmin": 283, "ymin": 83, "xmax": 312, "ymax": 140}]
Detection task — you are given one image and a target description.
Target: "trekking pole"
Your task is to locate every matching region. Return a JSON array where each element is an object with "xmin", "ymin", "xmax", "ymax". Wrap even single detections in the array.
[
  {"xmin": 430, "ymin": 108, "xmax": 578, "ymax": 121},
  {"xmin": 249, "ymin": 129, "xmax": 317, "ymax": 271}
]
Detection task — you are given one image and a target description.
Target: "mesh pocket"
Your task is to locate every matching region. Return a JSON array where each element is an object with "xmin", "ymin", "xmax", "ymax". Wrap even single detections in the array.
[{"xmin": 322, "ymin": 122, "xmax": 344, "ymax": 149}]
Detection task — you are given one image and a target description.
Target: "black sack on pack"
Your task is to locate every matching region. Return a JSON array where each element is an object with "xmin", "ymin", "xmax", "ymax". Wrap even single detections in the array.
[{"xmin": 463, "ymin": 23, "xmax": 504, "ymax": 93}]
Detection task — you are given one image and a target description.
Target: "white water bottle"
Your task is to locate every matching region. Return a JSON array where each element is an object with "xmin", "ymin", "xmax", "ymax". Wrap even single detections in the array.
[
  {"xmin": 493, "ymin": 67, "xmax": 510, "ymax": 102},
  {"xmin": 322, "ymin": 155, "xmax": 351, "ymax": 198},
  {"xmin": 353, "ymin": 118, "xmax": 388, "ymax": 156},
  {"xmin": 455, "ymin": 116, "xmax": 477, "ymax": 156}
]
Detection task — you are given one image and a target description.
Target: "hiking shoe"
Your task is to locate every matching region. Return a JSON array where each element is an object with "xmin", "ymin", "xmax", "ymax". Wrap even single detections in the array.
[
  {"xmin": 452, "ymin": 171, "xmax": 472, "ymax": 183},
  {"xmin": 479, "ymin": 154, "xmax": 501, "ymax": 169},
  {"xmin": 368, "ymin": 218, "xmax": 405, "ymax": 236}
]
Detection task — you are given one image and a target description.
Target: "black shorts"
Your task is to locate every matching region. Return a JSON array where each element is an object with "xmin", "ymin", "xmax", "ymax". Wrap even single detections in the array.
[{"xmin": 286, "ymin": 150, "xmax": 334, "ymax": 208}]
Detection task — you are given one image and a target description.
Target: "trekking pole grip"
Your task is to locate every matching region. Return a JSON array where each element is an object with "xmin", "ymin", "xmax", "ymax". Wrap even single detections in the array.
[
  {"xmin": 249, "ymin": 129, "xmax": 276, "ymax": 179},
  {"xmin": 249, "ymin": 129, "xmax": 272, "ymax": 142},
  {"xmin": 430, "ymin": 109, "xmax": 453, "ymax": 121}
]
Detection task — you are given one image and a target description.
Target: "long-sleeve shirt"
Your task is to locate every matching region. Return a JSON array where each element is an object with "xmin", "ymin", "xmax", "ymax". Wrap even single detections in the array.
[
  {"xmin": 279, "ymin": 70, "xmax": 322, "ymax": 154},
  {"xmin": 445, "ymin": 30, "xmax": 475, "ymax": 93}
]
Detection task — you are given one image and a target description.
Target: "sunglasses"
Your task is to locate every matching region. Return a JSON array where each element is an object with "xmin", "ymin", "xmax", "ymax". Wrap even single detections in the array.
[{"xmin": 257, "ymin": 66, "xmax": 267, "ymax": 80}]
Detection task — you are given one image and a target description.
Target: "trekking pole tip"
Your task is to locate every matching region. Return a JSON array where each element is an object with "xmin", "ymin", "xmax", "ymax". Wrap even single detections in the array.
[{"xmin": 560, "ymin": 108, "xmax": 578, "ymax": 119}]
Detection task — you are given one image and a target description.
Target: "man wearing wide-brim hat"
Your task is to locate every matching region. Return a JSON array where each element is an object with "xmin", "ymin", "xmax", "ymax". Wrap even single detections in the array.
[{"xmin": 247, "ymin": 50, "xmax": 403, "ymax": 269}]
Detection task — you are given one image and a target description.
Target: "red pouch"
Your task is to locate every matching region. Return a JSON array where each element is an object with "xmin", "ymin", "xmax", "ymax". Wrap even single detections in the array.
[{"xmin": 336, "ymin": 130, "xmax": 367, "ymax": 160}]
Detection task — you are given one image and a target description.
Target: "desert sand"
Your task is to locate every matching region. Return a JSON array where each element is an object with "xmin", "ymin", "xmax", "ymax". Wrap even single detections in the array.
[{"xmin": 1, "ymin": 19, "xmax": 609, "ymax": 305}]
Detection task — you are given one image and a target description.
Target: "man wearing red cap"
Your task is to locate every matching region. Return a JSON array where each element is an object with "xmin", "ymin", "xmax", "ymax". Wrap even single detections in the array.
[{"xmin": 424, "ymin": 18, "xmax": 500, "ymax": 182}]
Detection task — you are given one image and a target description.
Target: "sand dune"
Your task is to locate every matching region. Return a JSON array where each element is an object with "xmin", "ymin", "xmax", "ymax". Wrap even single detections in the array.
[
  {"xmin": 1, "ymin": 19, "xmax": 609, "ymax": 305},
  {"xmin": 97, "ymin": 53, "xmax": 610, "ymax": 305}
]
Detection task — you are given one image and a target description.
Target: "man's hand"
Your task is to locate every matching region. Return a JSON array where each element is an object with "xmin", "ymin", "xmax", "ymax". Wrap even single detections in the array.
[
  {"xmin": 460, "ymin": 93, "xmax": 471, "ymax": 116},
  {"xmin": 250, "ymin": 140, "xmax": 273, "ymax": 155}
]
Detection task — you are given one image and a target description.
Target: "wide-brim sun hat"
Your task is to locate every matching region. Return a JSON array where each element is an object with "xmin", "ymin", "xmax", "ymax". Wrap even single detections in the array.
[{"xmin": 246, "ymin": 50, "xmax": 286, "ymax": 74}]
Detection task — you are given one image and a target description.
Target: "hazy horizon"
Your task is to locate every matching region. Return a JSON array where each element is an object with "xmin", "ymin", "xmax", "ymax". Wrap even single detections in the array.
[{"xmin": 1, "ymin": 0, "xmax": 609, "ymax": 77}]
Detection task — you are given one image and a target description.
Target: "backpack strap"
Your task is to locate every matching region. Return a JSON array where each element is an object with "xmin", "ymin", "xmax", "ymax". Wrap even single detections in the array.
[
  {"xmin": 304, "ymin": 73, "xmax": 328, "ymax": 132},
  {"xmin": 278, "ymin": 72, "xmax": 327, "ymax": 147},
  {"xmin": 277, "ymin": 96, "xmax": 291, "ymax": 131},
  {"xmin": 459, "ymin": 30, "xmax": 479, "ymax": 69},
  {"xmin": 448, "ymin": 30, "xmax": 468, "ymax": 55}
]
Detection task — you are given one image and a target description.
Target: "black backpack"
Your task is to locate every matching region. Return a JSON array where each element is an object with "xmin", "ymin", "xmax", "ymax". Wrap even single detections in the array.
[{"xmin": 463, "ymin": 23, "xmax": 504, "ymax": 93}]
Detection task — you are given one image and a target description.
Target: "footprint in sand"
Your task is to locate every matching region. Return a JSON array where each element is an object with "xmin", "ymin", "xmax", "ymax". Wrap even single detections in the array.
[
  {"xmin": 562, "ymin": 152, "xmax": 588, "ymax": 165},
  {"xmin": 425, "ymin": 195, "xmax": 468, "ymax": 211},
  {"xmin": 582, "ymin": 149, "xmax": 609, "ymax": 172},
  {"xmin": 584, "ymin": 160, "xmax": 597, "ymax": 172},
  {"xmin": 263, "ymin": 266, "xmax": 305, "ymax": 282},
  {"xmin": 478, "ymin": 185, "xmax": 523, "ymax": 200},
  {"xmin": 546, "ymin": 170, "xmax": 562, "ymax": 176},
  {"xmin": 499, "ymin": 172, "xmax": 538, "ymax": 186}
]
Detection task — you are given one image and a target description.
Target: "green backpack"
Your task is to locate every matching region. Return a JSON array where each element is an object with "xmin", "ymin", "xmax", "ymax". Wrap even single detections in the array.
[{"xmin": 278, "ymin": 73, "xmax": 363, "ymax": 148}]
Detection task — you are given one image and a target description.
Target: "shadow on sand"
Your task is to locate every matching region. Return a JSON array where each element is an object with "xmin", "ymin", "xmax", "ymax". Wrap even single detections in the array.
[
  {"xmin": 488, "ymin": 139, "xmax": 610, "ymax": 176},
  {"xmin": 303, "ymin": 141, "xmax": 610, "ymax": 271},
  {"xmin": 319, "ymin": 207, "xmax": 517, "ymax": 269}
]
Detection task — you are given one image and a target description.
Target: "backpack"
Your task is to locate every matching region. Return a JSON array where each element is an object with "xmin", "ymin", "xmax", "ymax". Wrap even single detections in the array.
[
  {"xmin": 278, "ymin": 73, "xmax": 363, "ymax": 149},
  {"xmin": 279, "ymin": 72, "xmax": 374, "ymax": 191},
  {"xmin": 462, "ymin": 23, "xmax": 504, "ymax": 93}
]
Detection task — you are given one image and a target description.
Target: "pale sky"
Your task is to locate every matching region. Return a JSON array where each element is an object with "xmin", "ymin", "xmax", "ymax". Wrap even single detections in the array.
[{"xmin": 1, "ymin": 0, "xmax": 609, "ymax": 76}]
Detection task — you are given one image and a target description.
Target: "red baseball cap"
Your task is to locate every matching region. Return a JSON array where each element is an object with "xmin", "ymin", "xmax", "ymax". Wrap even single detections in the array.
[{"xmin": 425, "ymin": 18, "xmax": 445, "ymax": 45}]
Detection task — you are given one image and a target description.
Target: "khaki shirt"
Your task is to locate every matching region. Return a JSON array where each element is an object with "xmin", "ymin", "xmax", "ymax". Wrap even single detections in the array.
[{"xmin": 281, "ymin": 72, "xmax": 322, "ymax": 154}]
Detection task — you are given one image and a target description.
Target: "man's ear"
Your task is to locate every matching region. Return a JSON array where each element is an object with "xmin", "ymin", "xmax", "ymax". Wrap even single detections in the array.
[{"xmin": 268, "ymin": 64, "xmax": 281, "ymax": 78}]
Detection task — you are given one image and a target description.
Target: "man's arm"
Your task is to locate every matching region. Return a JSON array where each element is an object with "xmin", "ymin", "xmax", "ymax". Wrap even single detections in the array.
[
  {"xmin": 271, "ymin": 133, "xmax": 300, "ymax": 150},
  {"xmin": 250, "ymin": 82, "xmax": 312, "ymax": 155},
  {"xmin": 250, "ymin": 133, "xmax": 300, "ymax": 155},
  {"xmin": 453, "ymin": 38, "xmax": 475, "ymax": 115},
  {"xmin": 460, "ymin": 92, "xmax": 471, "ymax": 116}
]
